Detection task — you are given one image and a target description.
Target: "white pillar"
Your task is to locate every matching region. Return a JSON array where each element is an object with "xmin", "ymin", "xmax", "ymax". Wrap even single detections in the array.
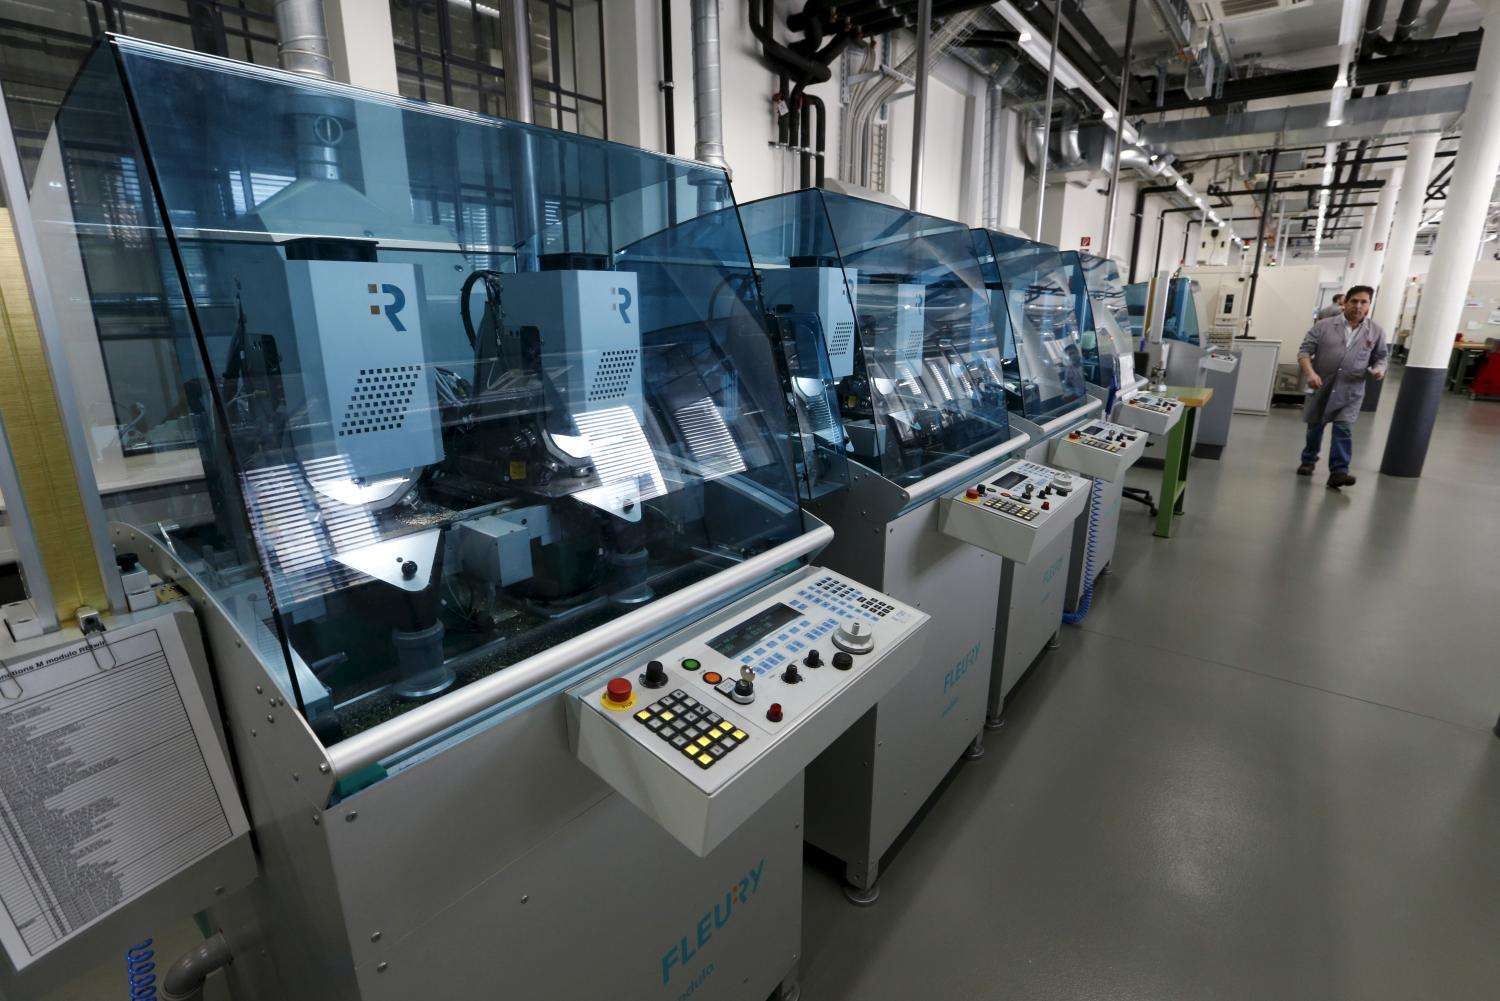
[
  {"xmin": 1358, "ymin": 165, "xmax": 1403, "ymax": 288},
  {"xmin": 1383, "ymin": 0, "xmax": 1500, "ymax": 476},
  {"xmin": 323, "ymin": 0, "xmax": 399, "ymax": 93},
  {"xmin": 1373, "ymin": 133, "xmax": 1439, "ymax": 337}
]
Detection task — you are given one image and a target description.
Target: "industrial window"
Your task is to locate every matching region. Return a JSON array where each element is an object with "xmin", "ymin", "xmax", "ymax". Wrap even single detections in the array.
[
  {"xmin": 0, "ymin": 0, "xmax": 280, "ymax": 184},
  {"xmin": 390, "ymin": 0, "xmax": 607, "ymax": 139}
]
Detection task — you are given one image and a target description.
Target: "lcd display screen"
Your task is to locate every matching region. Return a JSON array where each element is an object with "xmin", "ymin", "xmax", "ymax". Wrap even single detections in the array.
[
  {"xmin": 993, "ymin": 470, "xmax": 1027, "ymax": 490},
  {"xmin": 1083, "ymin": 424, "xmax": 1104, "ymax": 435},
  {"xmin": 707, "ymin": 603, "xmax": 801, "ymax": 658}
]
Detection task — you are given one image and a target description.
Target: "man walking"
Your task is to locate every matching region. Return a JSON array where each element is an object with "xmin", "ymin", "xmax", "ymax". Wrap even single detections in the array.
[
  {"xmin": 1315, "ymin": 293, "xmax": 1344, "ymax": 320},
  {"xmin": 1297, "ymin": 285, "xmax": 1388, "ymax": 488}
]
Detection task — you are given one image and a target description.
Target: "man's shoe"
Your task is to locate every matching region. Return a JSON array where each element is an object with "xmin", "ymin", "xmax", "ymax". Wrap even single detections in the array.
[
  {"xmin": 1297, "ymin": 464, "xmax": 1315, "ymax": 476},
  {"xmin": 1327, "ymin": 471, "xmax": 1357, "ymax": 488}
]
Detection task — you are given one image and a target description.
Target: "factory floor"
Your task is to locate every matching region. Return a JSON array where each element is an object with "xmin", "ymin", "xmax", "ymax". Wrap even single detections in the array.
[{"xmin": 798, "ymin": 369, "xmax": 1500, "ymax": 1001}]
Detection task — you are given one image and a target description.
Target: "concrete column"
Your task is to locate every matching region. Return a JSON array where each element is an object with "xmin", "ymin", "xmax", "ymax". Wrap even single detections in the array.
[
  {"xmin": 1382, "ymin": 2, "xmax": 1500, "ymax": 477},
  {"xmin": 1373, "ymin": 134, "xmax": 1439, "ymax": 337},
  {"xmin": 1358, "ymin": 165, "xmax": 1403, "ymax": 288}
]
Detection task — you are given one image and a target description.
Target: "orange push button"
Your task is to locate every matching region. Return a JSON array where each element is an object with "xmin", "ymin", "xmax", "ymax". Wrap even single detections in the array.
[{"xmin": 703, "ymin": 671, "xmax": 723, "ymax": 685}]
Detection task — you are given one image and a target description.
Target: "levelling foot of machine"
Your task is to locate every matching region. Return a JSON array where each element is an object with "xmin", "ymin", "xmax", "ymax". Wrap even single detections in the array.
[
  {"xmin": 962, "ymin": 734, "xmax": 986, "ymax": 760},
  {"xmin": 769, "ymin": 979, "xmax": 801, "ymax": 1001},
  {"xmin": 1099, "ymin": 563, "xmax": 1112, "ymax": 576},
  {"xmin": 843, "ymin": 882, "xmax": 880, "ymax": 907},
  {"xmin": 984, "ymin": 713, "xmax": 1006, "ymax": 731},
  {"xmin": 1046, "ymin": 631, "xmax": 1062, "ymax": 651}
]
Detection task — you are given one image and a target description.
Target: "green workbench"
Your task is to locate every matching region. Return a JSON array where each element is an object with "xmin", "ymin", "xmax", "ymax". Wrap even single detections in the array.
[{"xmin": 1154, "ymin": 385, "xmax": 1214, "ymax": 539}]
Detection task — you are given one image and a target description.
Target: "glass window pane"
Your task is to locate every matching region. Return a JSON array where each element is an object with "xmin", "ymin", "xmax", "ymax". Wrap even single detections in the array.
[
  {"xmin": 528, "ymin": 0, "xmax": 553, "ymax": 84},
  {"xmin": 577, "ymin": 101, "xmax": 605, "ymax": 140},
  {"xmin": 573, "ymin": 0, "xmax": 604, "ymax": 100},
  {"xmin": 556, "ymin": 6, "xmax": 575, "ymax": 94}
]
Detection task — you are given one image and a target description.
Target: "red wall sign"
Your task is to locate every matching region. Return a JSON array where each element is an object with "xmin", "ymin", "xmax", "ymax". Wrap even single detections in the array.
[{"xmin": 1080, "ymin": 236, "xmax": 1092, "ymax": 248}]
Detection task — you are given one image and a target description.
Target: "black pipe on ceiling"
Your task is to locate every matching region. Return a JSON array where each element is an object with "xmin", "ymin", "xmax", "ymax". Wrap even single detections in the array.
[
  {"xmin": 1131, "ymin": 30, "xmax": 1481, "ymax": 114},
  {"xmin": 858, "ymin": 0, "xmax": 1008, "ymax": 39},
  {"xmin": 749, "ymin": 1, "xmax": 850, "ymax": 191}
]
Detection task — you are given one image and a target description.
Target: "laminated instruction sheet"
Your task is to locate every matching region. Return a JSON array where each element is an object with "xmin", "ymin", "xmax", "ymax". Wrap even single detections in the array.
[{"xmin": 0, "ymin": 612, "xmax": 247, "ymax": 969}]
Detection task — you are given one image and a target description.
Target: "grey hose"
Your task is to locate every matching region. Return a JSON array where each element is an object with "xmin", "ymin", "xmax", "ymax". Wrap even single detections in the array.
[{"xmin": 161, "ymin": 931, "xmax": 233, "ymax": 1001}]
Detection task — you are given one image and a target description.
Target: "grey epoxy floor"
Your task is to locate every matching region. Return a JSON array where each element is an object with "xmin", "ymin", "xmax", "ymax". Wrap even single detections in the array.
[{"xmin": 799, "ymin": 370, "xmax": 1500, "ymax": 1001}]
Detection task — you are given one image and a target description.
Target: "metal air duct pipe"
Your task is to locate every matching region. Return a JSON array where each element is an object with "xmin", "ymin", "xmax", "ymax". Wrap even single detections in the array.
[
  {"xmin": 983, "ymin": 53, "xmax": 1022, "ymax": 229},
  {"xmin": 274, "ymin": 0, "xmax": 333, "ymax": 79},
  {"xmin": 500, "ymin": 0, "xmax": 535, "ymax": 123},
  {"xmin": 692, "ymin": 0, "xmax": 729, "ymax": 173},
  {"xmin": 910, "ymin": 0, "xmax": 933, "ymax": 210},
  {"xmin": 691, "ymin": 0, "xmax": 730, "ymax": 213}
]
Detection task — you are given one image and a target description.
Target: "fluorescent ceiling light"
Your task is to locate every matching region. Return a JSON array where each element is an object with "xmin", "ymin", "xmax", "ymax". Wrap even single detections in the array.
[{"xmin": 1018, "ymin": 31, "xmax": 1032, "ymax": 43}]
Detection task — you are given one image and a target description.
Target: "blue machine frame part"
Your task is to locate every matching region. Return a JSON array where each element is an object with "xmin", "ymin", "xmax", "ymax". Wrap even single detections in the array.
[{"xmin": 1061, "ymin": 477, "xmax": 1103, "ymax": 625}]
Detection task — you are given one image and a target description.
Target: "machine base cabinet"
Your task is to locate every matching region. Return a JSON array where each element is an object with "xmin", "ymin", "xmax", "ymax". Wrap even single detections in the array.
[
  {"xmin": 805, "ymin": 496, "xmax": 999, "ymax": 897},
  {"xmin": 989, "ymin": 528, "xmax": 1073, "ymax": 723}
]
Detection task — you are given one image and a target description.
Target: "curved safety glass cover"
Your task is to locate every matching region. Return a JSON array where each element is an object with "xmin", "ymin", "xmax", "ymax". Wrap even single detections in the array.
[
  {"xmin": 973, "ymin": 230, "xmax": 1086, "ymax": 421},
  {"xmin": 740, "ymin": 190, "xmax": 1011, "ymax": 486},
  {"xmin": 35, "ymin": 39, "xmax": 804, "ymax": 748},
  {"xmin": 1163, "ymin": 277, "xmax": 1204, "ymax": 345},
  {"xmin": 1067, "ymin": 252, "xmax": 1137, "ymax": 390}
]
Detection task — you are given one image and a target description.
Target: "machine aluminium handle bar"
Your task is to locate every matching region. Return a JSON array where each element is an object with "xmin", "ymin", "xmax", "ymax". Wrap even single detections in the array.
[
  {"xmin": 897, "ymin": 430, "xmax": 1033, "ymax": 509},
  {"xmin": 1036, "ymin": 398, "xmax": 1104, "ymax": 440},
  {"xmin": 326, "ymin": 522, "xmax": 836, "ymax": 779}
]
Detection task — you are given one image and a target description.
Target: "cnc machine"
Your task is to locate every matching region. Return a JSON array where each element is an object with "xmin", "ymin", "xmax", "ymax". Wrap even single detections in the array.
[
  {"xmin": 740, "ymin": 190, "xmax": 1065, "ymax": 903},
  {"xmin": 4, "ymin": 39, "xmax": 930, "ymax": 1001}
]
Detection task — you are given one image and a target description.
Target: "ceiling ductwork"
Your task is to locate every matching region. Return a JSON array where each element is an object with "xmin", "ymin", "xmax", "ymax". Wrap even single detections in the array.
[
  {"xmin": 1138, "ymin": 85, "xmax": 1469, "ymax": 156},
  {"xmin": 1024, "ymin": 104, "xmax": 1085, "ymax": 174}
]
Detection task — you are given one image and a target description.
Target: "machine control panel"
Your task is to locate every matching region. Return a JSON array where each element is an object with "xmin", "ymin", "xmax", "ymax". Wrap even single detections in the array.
[
  {"xmin": 1113, "ymin": 391, "xmax": 1184, "ymax": 435},
  {"xmin": 939, "ymin": 458, "xmax": 1090, "ymax": 564},
  {"xmin": 570, "ymin": 568, "xmax": 928, "ymax": 855},
  {"xmin": 1049, "ymin": 419, "xmax": 1147, "ymax": 483}
]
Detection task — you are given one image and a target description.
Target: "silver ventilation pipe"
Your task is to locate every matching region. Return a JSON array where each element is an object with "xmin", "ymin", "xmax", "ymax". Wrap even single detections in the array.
[
  {"xmin": 983, "ymin": 53, "xmax": 1021, "ymax": 230},
  {"xmin": 274, "ymin": 0, "xmax": 340, "ymax": 182},
  {"xmin": 500, "ymin": 0, "xmax": 535, "ymax": 123},
  {"xmin": 691, "ymin": 0, "xmax": 729, "ymax": 172},
  {"xmin": 498, "ymin": 0, "xmax": 539, "ymax": 267},
  {"xmin": 273, "ymin": 0, "xmax": 333, "ymax": 79},
  {"xmin": 909, "ymin": 0, "xmax": 933, "ymax": 210},
  {"xmin": 690, "ymin": 0, "xmax": 730, "ymax": 213}
]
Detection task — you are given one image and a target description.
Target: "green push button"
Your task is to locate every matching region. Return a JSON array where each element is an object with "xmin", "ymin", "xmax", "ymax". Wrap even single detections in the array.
[{"xmin": 681, "ymin": 658, "xmax": 702, "ymax": 671}]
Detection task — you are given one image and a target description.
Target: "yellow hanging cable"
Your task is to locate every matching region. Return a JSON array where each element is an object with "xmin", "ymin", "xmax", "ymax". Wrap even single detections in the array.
[{"xmin": 0, "ymin": 207, "xmax": 109, "ymax": 624}]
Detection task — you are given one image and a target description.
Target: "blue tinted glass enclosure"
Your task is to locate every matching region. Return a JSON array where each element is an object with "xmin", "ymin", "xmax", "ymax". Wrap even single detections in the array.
[
  {"xmin": 33, "ymin": 38, "xmax": 805, "ymax": 747},
  {"xmin": 971, "ymin": 229, "xmax": 1087, "ymax": 420},
  {"xmin": 739, "ymin": 190, "xmax": 1011, "ymax": 486},
  {"xmin": 1162, "ymin": 277, "xmax": 1205, "ymax": 345},
  {"xmin": 1064, "ymin": 251, "xmax": 1137, "ymax": 391}
]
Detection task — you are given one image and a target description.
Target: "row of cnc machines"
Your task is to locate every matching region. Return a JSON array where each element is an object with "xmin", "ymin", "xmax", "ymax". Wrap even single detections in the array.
[{"xmin": 0, "ymin": 39, "xmax": 1188, "ymax": 1001}]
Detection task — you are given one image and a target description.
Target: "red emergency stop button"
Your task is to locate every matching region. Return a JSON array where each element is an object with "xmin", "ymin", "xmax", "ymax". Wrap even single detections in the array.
[
  {"xmin": 965, "ymin": 487, "xmax": 980, "ymax": 500},
  {"xmin": 605, "ymin": 678, "xmax": 633, "ymax": 706},
  {"xmin": 1069, "ymin": 431, "xmax": 1080, "ymax": 439}
]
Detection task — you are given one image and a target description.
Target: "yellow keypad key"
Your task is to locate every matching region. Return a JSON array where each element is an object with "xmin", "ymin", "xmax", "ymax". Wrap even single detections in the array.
[
  {"xmin": 732, "ymin": 730, "xmax": 748, "ymax": 741},
  {"xmin": 696, "ymin": 737, "xmax": 712, "ymax": 748},
  {"xmin": 708, "ymin": 728, "xmax": 724, "ymax": 740},
  {"xmin": 697, "ymin": 754, "xmax": 713, "ymax": 766},
  {"xmin": 659, "ymin": 711, "xmax": 675, "ymax": 722},
  {"xmin": 634, "ymin": 710, "xmax": 651, "ymax": 721}
]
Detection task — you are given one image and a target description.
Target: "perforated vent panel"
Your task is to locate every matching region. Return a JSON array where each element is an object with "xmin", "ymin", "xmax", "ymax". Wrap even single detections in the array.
[
  {"xmin": 589, "ymin": 348, "xmax": 638, "ymax": 403},
  {"xmin": 340, "ymin": 365, "xmax": 420, "ymax": 437},
  {"xmin": 828, "ymin": 321, "xmax": 854, "ymax": 362}
]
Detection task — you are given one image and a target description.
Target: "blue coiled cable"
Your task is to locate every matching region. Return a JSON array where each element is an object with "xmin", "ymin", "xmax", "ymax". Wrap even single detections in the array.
[
  {"xmin": 1062, "ymin": 477, "xmax": 1103, "ymax": 625},
  {"xmin": 126, "ymin": 939, "xmax": 157, "ymax": 1000}
]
